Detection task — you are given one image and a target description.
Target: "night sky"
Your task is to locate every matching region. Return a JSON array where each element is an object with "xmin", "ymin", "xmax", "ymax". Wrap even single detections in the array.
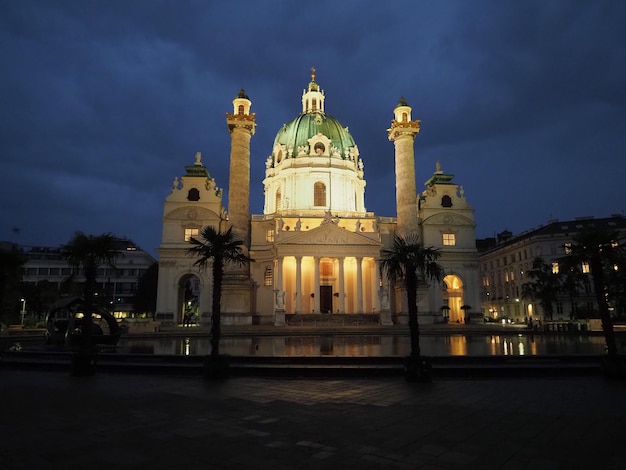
[{"xmin": 2, "ymin": 1, "xmax": 625, "ymax": 256}]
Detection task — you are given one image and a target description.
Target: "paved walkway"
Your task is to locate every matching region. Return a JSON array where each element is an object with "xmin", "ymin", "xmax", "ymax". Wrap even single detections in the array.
[{"xmin": 3, "ymin": 370, "xmax": 626, "ymax": 469}]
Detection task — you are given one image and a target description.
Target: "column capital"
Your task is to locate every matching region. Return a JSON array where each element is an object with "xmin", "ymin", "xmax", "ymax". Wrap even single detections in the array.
[
  {"xmin": 387, "ymin": 119, "xmax": 420, "ymax": 141},
  {"xmin": 227, "ymin": 117, "xmax": 256, "ymax": 135}
]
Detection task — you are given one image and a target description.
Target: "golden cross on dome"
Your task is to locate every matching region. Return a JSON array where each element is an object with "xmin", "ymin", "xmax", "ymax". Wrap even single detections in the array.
[{"xmin": 311, "ymin": 67, "xmax": 316, "ymax": 81}]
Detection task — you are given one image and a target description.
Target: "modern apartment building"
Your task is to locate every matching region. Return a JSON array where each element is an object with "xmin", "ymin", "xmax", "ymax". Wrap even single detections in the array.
[{"xmin": 19, "ymin": 238, "xmax": 155, "ymax": 319}]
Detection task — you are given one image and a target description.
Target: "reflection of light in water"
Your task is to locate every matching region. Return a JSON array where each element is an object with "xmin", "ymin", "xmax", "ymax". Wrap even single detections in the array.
[
  {"xmin": 490, "ymin": 335, "xmax": 499, "ymax": 356},
  {"xmin": 118, "ymin": 334, "xmax": 611, "ymax": 357},
  {"xmin": 449, "ymin": 335, "xmax": 467, "ymax": 355}
]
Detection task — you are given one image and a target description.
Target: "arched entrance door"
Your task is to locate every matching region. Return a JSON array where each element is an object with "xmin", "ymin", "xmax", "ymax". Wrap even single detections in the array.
[
  {"xmin": 178, "ymin": 274, "xmax": 200, "ymax": 325},
  {"xmin": 443, "ymin": 274, "xmax": 464, "ymax": 323}
]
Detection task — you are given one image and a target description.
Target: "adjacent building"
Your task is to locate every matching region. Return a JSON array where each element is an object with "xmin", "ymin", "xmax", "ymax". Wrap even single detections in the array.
[
  {"xmin": 19, "ymin": 239, "xmax": 155, "ymax": 318},
  {"xmin": 477, "ymin": 214, "xmax": 626, "ymax": 322}
]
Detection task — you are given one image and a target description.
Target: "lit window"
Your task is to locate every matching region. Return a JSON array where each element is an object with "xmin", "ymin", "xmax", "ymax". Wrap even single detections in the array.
[
  {"xmin": 505, "ymin": 272, "xmax": 509, "ymax": 283},
  {"xmin": 510, "ymin": 271, "xmax": 515, "ymax": 281},
  {"xmin": 564, "ymin": 242, "xmax": 572, "ymax": 255},
  {"xmin": 442, "ymin": 233, "xmax": 456, "ymax": 246},
  {"xmin": 552, "ymin": 262, "xmax": 559, "ymax": 274},
  {"xmin": 314, "ymin": 182, "xmax": 326, "ymax": 206},
  {"xmin": 264, "ymin": 266, "xmax": 273, "ymax": 286},
  {"xmin": 266, "ymin": 229, "xmax": 275, "ymax": 243},
  {"xmin": 185, "ymin": 228, "xmax": 199, "ymax": 242},
  {"xmin": 582, "ymin": 262, "xmax": 590, "ymax": 274},
  {"xmin": 275, "ymin": 188, "xmax": 282, "ymax": 211}
]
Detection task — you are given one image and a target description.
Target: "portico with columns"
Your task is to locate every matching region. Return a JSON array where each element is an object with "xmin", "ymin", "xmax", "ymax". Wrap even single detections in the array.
[{"xmin": 271, "ymin": 220, "xmax": 381, "ymax": 315}]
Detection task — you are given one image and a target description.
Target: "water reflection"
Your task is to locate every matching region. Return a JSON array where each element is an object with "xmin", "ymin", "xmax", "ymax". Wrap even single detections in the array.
[{"xmin": 115, "ymin": 334, "xmax": 617, "ymax": 357}]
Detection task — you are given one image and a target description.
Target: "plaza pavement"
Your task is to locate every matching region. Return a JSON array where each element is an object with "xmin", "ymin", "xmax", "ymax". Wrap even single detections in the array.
[{"xmin": 3, "ymin": 369, "xmax": 626, "ymax": 469}]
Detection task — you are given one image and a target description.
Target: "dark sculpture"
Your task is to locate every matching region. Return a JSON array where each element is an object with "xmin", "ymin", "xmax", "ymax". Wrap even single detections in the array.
[{"xmin": 45, "ymin": 297, "xmax": 122, "ymax": 347}]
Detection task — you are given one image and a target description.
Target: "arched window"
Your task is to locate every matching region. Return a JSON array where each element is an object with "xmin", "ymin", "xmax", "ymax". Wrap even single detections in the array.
[
  {"xmin": 276, "ymin": 150, "xmax": 283, "ymax": 164},
  {"xmin": 314, "ymin": 182, "xmax": 326, "ymax": 207},
  {"xmin": 441, "ymin": 195, "xmax": 452, "ymax": 207},
  {"xmin": 187, "ymin": 188, "xmax": 200, "ymax": 201},
  {"xmin": 275, "ymin": 188, "xmax": 282, "ymax": 212},
  {"xmin": 238, "ymin": 104, "xmax": 244, "ymax": 115},
  {"xmin": 312, "ymin": 99, "xmax": 317, "ymax": 111},
  {"xmin": 402, "ymin": 112, "xmax": 408, "ymax": 122},
  {"xmin": 314, "ymin": 142, "xmax": 325, "ymax": 155}
]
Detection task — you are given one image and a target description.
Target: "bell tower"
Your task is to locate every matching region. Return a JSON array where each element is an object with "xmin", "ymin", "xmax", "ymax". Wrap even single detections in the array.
[{"xmin": 388, "ymin": 97, "xmax": 420, "ymax": 237}]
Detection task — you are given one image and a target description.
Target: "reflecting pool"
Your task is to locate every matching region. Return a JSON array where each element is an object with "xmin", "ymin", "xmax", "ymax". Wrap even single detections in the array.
[{"xmin": 114, "ymin": 334, "xmax": 620, "ymax": 357}]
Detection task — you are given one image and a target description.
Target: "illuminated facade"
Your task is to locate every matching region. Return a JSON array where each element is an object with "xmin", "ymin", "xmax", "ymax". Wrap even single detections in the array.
[
  {"xmin": 156, "ymin": 73, "xmax": 480, "ymax": 326},
  {"xmin": 478, "ymin": 215, "xmax": 626, "ymax": 322}
]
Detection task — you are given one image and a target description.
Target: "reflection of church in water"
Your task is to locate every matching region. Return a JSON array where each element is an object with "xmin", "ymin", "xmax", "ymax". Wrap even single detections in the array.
[{"xmin": 155, "ymin": 71, "xmax": 480, "ymax": 326}]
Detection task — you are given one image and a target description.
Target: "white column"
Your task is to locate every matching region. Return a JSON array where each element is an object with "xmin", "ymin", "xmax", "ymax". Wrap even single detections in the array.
[
  {"xmin": 276, "ymin": 257, "xmax": 283, "ymax": 291},
  {"xmin": 373, "ymin": 258, "xmax": 381, "ymax": 313},
  {"xmin": 356, "ymin": 256, "xmax": 363, "ymax": 314},
  {"xmin": 314, "ymin": 257, "xmax": 320, "ymax": 313},
  {"xmin": 295, "ymin": 256, "xmax": 302, "ymax": 314},
  {"xmin": 338, "ymin": 257, "xmax": 345, "ymax": 313}
]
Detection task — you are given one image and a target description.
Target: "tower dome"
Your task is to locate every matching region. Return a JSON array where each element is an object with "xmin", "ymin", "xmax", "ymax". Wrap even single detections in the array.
[{"xmin": 263, "ymin": 69, "xmax": 366, "ymax": 215}]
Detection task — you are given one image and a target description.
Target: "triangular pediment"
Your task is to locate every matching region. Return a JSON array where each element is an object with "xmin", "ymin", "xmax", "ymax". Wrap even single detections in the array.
[{"xmin": 277, "ymin": 222, "xmax": 380, "ymax": 247}]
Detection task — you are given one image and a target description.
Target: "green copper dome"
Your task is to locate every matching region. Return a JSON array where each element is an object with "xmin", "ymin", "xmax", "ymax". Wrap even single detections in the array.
[{"xmin": 272, "ymin": 112, "xmax": 356, "ymax": 160}]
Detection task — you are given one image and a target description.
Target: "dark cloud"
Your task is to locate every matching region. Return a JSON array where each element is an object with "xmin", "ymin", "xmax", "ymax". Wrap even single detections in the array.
[{"xmin": 2, "ymin": 0, "xmax": 625, "ymax": 255}]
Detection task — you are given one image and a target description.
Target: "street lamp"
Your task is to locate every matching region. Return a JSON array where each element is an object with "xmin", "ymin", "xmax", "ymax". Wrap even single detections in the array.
[{"xmin": 20, "ymin": 298, "xmax": 26, "ymax": 325}]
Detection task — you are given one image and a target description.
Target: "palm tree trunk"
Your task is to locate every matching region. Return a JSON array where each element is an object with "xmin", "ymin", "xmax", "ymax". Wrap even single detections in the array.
[
  {"xmin": 211, "ymin": 259, "xmax": 223, "ymax": 357},
  {"xmin": 590, "ymin": 258, "xmax": 618, "ymax": 358},
  {"xmin": 210, "ymin": 311, "xmax": 221, "ymax": 356},
  {"xmin": 406, "ymin": 273, "xmax": 421, "ymax": 357}
]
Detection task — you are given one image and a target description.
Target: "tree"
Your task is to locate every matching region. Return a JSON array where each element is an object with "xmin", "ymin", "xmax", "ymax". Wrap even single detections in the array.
[
  {"xmin": 564, "ymin": 228, "xmax": 625, "ymax": 359},
  {"xmin": 0, "ymin": 246, "xmax": 25, "ymax": 326},
  {"xmin": 380, "ymin": 233, "xmax": 443, "ymax": 367},
  {"xmin": 19, "ymin": 280, "xmax": 59, "ymax": 323},
  {"xmin": 132, "ymin": 262, "xmax": 159, "ymax": 317},
  {"xmin": 558, "ymin": 264, "xmax": 588, "ymax": 320},
  {"xmin": 521, "ymin": 257, "xmax": 560, "ymax": 321},
  {"xmin": 187, "ymin": 226, "xmax": 252, "ymax": 357},
  {"xmin": 60, "ymin": 232, "xmax": 120, "ymax": 351}
]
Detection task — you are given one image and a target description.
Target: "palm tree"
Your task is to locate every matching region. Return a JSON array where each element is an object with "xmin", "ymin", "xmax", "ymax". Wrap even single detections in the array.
[
  {"xmin": 61, "ymin": 232, "xmax": 119, "ymax": 352},
  {"xmin": 521, "ymin": 257, "xmax": 560, "ymax": 321},
  {"xmin": 187, "ymin": 225, "xmax": 252, "ymax": 357},
  {"xmin": 564, "ymin": 229, "xmax": 624, "ymax": 359},
  {"xmin": 380, "ymin": 233, "xmax": 443, "ymax": 369}
]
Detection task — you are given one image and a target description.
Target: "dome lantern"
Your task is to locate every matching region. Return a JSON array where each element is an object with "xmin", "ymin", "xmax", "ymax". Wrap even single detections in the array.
[{"xmin": 301, "ymin": 67, "xmax": 325, "ymax": 114}]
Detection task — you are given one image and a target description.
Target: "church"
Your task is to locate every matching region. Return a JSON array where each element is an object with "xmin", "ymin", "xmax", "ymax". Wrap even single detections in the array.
[{"xmin": 155, "ymin": 71, "xmax": 480, "ymax": 327}]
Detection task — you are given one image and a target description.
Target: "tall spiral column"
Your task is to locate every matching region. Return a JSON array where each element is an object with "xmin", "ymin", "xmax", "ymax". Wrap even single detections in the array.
[{"xmin": 387, "ymin": 97, "xmax": 420, "ymax": 238}]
